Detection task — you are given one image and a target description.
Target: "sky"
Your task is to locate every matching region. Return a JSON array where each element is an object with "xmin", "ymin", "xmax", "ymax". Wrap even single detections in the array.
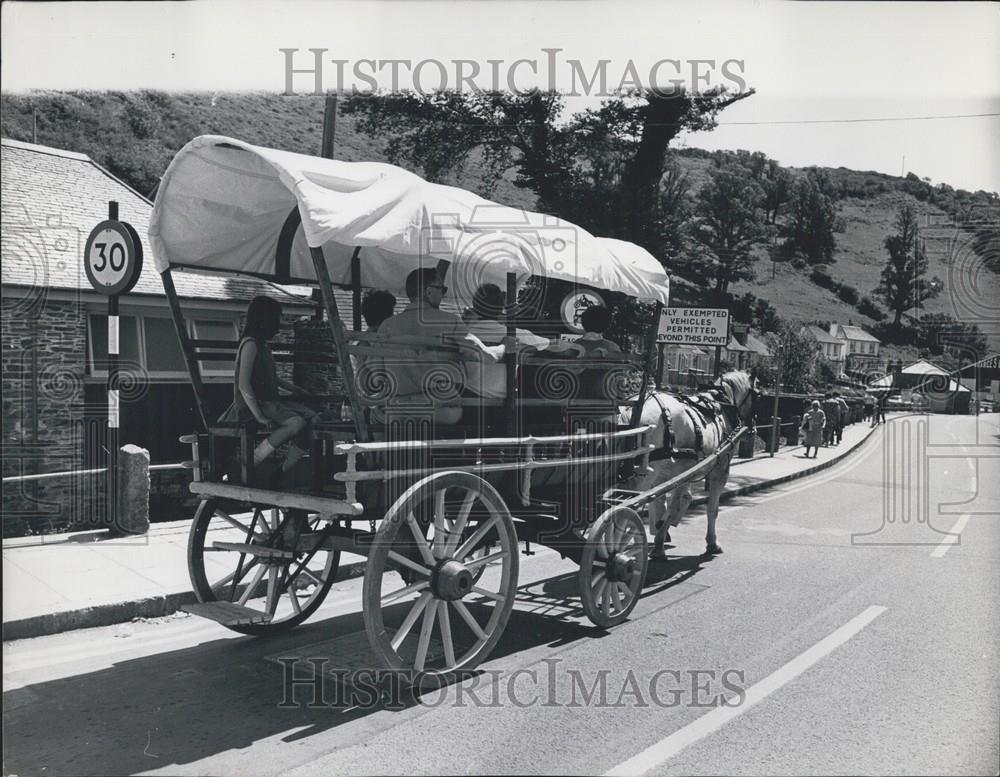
[{"xmin": 2, "ymin": 0, "xmax": 998, "ymax": 193}]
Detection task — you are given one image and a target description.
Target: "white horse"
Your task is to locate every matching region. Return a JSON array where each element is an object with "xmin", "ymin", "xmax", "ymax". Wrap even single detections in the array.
[{"xmin": 621, "ymin": 371, "xmax": 758, "ymax": 558}]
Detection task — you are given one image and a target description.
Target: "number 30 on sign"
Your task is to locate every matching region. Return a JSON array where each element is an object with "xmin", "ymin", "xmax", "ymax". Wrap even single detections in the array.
[{"xmin": 84, "ymin": 220, "xmax": 143, "ymax": 296}]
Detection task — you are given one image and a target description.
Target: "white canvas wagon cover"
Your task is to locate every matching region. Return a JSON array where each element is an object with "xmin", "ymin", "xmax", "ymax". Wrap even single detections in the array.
[{"xmin": 149, "ymin": 135, "xmax": 670, "ymax": 304}]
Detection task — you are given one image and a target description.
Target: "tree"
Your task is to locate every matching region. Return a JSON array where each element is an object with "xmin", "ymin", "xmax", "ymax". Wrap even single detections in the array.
[
  {"xmin": 875, "ymin": 202, "xmax": 943, "ymax": 327},
  {"xmin": 915, "ymin": 312, "xmax": 987, "ymax": 361},
  {"xmin": 679, "ymin": 161, "xmax": 768, "ymax": 300},
  {"xmin": 780, "ymin": 172, "xmax": 838, "ymax": 264},
  {"xmin": 341, "ymin": 86, "xmax": 754, "ymax": 270},
  {"xmin": 764, "ymin": 322, "xmax": 821, "ymax": 393}
]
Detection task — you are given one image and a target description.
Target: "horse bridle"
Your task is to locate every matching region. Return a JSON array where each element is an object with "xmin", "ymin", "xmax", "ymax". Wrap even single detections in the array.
[{"xmin": 719, "ymin": 378, "xmax": 758, "ymax": 427}]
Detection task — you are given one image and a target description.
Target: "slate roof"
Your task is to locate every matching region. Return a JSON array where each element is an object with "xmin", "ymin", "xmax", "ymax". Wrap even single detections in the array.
[
  {"xmin": 837, "ymin": 324, "xmax": 880, "ymax": 343},
  {"xmin": 1, "ymin": 138, "xmax": 312, "ymax": 306},
  {"xmin": 743, "ymin": 333, "xmax": 771, "ymax": 356},
  {"xmin": 802, "ymin": 324, "xmax": 843, "ymax": 345}
]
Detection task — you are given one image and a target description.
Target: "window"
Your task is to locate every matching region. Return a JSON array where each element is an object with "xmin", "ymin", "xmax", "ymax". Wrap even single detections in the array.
[
  {"xmin": 143, "ymin": 317, "xmax": 187, "ymax": 376},
  {"xmin": 88, "ymin": 311, "xmax": 239, "ymax": 381},
  {"xmin": 192, "ymin": 319, "xmax": 239, "ymax": 376}
]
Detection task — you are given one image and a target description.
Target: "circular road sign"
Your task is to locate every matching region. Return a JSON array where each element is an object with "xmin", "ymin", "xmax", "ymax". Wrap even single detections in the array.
[
  {"xmin": 560, "ymin": 289, "xmax": 606, "ymax": 333},
  {"xmin": 84, "ymin": 220, "xmax": 143, "ymax": 296}
]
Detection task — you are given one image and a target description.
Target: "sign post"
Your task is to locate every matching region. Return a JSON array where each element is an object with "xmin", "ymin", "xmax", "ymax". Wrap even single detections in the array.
[{"xmin": 84, "ymin": 202, "xmax": 143, "ymax": 532}]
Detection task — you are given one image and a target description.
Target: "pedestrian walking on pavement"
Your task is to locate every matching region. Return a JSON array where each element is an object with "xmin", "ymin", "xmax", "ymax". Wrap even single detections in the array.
[
  {"xmin": 871, "ymin": 393, "xmax": 886, "ymax": 426},
  {"xmin": 821, "ymin": 393, "xmax": 840, "ymax": 446},
  {"xmin": 834, "ymin": 392, "xmax": 850, "ymax": 444},
  {"xmin": 802, "ymin": 400, "xmax": 826, "ymax": 458}
]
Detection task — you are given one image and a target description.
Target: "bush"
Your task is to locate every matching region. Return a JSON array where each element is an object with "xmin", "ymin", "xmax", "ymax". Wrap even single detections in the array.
[
  {"xmin": 810, "ymin": 268, "xmax": 835, "ymax": 289},
  {"xmin": 836, "ymin": 284, "xmax": 859, "ymax": 305},
  {"xmin": 857, "ymin": 296, "xmax": 885, "ymax": 321}
]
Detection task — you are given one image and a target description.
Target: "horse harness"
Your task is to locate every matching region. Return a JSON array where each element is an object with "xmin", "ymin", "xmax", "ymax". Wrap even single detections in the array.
[{"xmin": 648, "ymin": 390, "xmax": 731, "ymax": 462}]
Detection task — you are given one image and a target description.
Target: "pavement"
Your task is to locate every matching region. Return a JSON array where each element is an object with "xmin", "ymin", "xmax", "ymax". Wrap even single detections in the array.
[{"xmin": 2, "ymin": 418, "xmax": 885, "ymax": 641}]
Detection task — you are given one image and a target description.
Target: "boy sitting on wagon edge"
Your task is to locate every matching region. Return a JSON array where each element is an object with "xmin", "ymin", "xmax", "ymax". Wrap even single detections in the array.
[{"xmin": 370, "ymin": 268, "xmax": 504, "ymax": 425}]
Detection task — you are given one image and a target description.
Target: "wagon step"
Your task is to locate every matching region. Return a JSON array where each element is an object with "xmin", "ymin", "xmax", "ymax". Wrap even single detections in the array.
[
  {"xmin": 181, "ymin": 601, "xmax": 273, "ymax": 626},
  {"xmin": 211, "ymin": 541, "xmax": 294, "ymax": 560}
]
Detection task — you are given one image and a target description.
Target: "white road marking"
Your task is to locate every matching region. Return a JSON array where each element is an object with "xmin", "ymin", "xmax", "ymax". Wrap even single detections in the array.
[
  {"xmin": 930, "ymin": 514, "xmax": 971, "ymax": 558},
  {"xmin": 605, "ymin": 605, "xmax": 888, "ymax": 776}
]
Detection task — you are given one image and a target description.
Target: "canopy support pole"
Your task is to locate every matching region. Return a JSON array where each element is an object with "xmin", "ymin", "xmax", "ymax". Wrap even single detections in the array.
[
  {"xmin": 309, "ymin": 245, "xmax": 369, "ymax": 442},
  {"xmin": 161, "ymin": 269, "xmax": 210, "ymax": 431},
  {"xmin": 504, "ymin": 272, "xmax": 518, "ymax": 437},
  {"xmin": 629, "ymin": 302, "xmax": 663, "ymax": 429},
  {"xmin": 350, "ymin": 247, "xmax": 362, "ymax": 331}
]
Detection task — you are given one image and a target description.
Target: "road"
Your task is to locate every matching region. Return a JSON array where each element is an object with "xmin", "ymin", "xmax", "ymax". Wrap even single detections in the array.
[{"xmin": 4, "ymin": 413, "xmax": 998, "ymax": 776}]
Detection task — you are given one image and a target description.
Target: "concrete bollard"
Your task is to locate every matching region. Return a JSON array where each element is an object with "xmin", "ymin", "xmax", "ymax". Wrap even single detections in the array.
[{"xmin": 113, "ymin": 444, "xmax": 150, "ymax": 535}]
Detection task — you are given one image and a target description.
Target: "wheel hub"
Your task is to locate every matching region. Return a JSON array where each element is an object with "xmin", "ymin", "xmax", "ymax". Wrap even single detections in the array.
[
  {"xmin": 431, "ymin": 559, "xmax": 474, "ymax": 601},
  {"xmin": 605, "ymin": 552, "xmax": 636, "ymax": 584}
]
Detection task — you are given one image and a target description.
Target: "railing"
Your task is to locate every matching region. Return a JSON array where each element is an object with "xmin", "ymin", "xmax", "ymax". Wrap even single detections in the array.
[{"xmin": 2, "ymin": 462, "xmax": 188, "ymax": 485}]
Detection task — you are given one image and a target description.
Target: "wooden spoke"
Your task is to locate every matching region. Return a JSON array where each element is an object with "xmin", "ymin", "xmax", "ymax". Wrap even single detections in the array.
[
  {"xmin": 406, "ymin": 513, "xmax": 436, "ymax": 567},
  {"xmin": 265, "ymin": 567, "xmax": 280, "ymax": 616},
  {"xmin": 471, "ymin": 586, "xmax": 505, "ymax": 603},
  {"xmin": 289, "ymin": 586, "xmax": 302, "ymax": 614},
  {"xmin": 440, "ymin": 601, "xmax": 456, "ymax": 670},
  {"xmin": 300, "ymin": 567, "xmax": 323, "ymax": 586},
  {"xmin": 238, "ymin": 564, "xmax": 268, "ymax": 606},
  {"xmin": 590, "ymin": 570, "xmax": 606, "ymax": 593},
  {"xmin": 452, "ymin": 600, "xmax": 487, "ymax": 642},
  {"xmin": 387, "ymin": 550, "xmax": 432, "ymax": 578},
  {"xmin": 216, "ymin": 510, "xmax": 265, "ymax": 542},
  {"xmin": 465, "ymin": 550, "xmax": 507, "ymax": 571},
  {"xmin": 432, "ymin": 489, "xmax": 447, "ymax": 559},
  {"xmin": 601, "ymin": 583, "xmax": 611, "ymax": 619},
  {"xmin": 454, "ymin": 515, "xmax": 499, "ymax": 561},
  {"xmin": 391, "ymin": 592, "xmax": 432, "ymax": 651},
  {"xmin": 445, "ymin": 491, "xmax": 478, "ymax": 556},
  {"xmin": 413, "ymin": 600, "xmax": 439, "ymax": 672},
  {"xmin": 382, "ymin": 580, "xmax": 430, "ymax": 605}
]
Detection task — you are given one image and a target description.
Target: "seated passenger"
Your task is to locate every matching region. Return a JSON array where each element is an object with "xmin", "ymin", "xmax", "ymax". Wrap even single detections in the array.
[
  {"xmin": 462, "ymin": 283, "xmax": 550, "ymax": 401},
  {"xmin": 576, "ymin": 305, "xmax": 622, "ymax": 356},
  {"xmin": 221, "ymin": 295, "xmax": 317, "ymax": 478},
  {"xmin": 370, "ymin": 268, "xmax": 503, "ymax": 425},
  {"xmin": 574, "ymin": 305, "xmax": 624, "ymax": 432},
  {"xmin": 361, "ymin": 289, "xmax": 396, "ymax": 332},
  {"xmin": 351, "ymin": 289, "xmax": 396, "ymax": 383}
]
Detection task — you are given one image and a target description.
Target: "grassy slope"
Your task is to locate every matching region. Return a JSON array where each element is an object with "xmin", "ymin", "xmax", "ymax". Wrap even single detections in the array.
[{"xmin": 3, "ymin": 91, "xmax": 996, "ymax": 352}]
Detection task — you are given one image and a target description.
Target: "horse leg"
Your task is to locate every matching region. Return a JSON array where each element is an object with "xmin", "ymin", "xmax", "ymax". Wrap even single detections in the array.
[
  {"xmin": 652, "ymin": 484, "xmax": 692, "ymax": 559},
  {"xmin": 704, "ymin": 456, "xmax": 732, "ymax": 555},
  {"xmin": 648, "ymin": 497, "xmax": 669, "ymax": 559}
]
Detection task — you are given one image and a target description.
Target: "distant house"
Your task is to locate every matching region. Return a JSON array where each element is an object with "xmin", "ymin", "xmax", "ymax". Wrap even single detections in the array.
[
  {"xmin": 801, "ymin": 324, "xmax": 847, "ymax": 364},
  {"xmin": 1, "ymin": 138, "xmax": 317, "ymax": 534},
  {"xmin": 830, "ymin": 323, "xmax": 881, "ymax": 369},
  {"xmin": 723, "ymin": 322, "xmax": 771, "ymax": 372}
]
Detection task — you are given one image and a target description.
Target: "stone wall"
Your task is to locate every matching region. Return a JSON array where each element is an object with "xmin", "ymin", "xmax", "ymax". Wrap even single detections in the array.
[{"xmin": 1, "ymin": 294, "xmax": 100, "ymax": 536}]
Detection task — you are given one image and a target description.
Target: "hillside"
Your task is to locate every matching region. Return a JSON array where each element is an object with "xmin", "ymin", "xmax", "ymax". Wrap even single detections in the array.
[{"xmin": 3, "ymin": 90, "xmax": 997, "ymax": 353}]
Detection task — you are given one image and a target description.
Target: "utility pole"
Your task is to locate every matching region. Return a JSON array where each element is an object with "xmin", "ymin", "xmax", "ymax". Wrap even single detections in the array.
[{"xmin": 770, "ymin": 343, "xmax": 783, "ymax": 457}]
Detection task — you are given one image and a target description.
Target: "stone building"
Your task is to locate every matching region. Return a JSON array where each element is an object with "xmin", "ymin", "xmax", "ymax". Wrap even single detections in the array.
[{"xmin": 1, "ymin": 138, "xmax": 317, "ymax": 535}]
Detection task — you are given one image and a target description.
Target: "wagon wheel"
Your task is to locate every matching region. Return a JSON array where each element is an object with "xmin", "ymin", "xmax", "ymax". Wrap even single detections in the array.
[
  {"xmin": 188, "ymin": 499, "xmax": 341, "ymax": 635},
  {"xmin": 363, "ymin": 471, "xmax": 519, "ymax": 677},
  {"xmin": 579, "ymin": 506, "xmax": 647, "ymax": 628}
]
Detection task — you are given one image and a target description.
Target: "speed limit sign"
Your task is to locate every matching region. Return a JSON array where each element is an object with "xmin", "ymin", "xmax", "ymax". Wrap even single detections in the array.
[{"xmin": 84, "ymin": 220, "xmax": 143, "ymax": 296}]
